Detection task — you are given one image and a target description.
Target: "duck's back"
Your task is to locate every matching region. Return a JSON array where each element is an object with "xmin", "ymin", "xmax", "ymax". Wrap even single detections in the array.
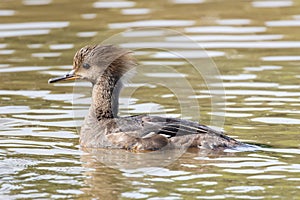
[{"xmin": 80, "ymin": 113, "xmax": 242, "ymax": 150}]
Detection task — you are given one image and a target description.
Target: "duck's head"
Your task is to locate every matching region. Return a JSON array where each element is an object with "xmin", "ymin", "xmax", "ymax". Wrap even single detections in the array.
[{"xmin": 48, "ymin": 44, "xmax": 136, "ymax": 85}]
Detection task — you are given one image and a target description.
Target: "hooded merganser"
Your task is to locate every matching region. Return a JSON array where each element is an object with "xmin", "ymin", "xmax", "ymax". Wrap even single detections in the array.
[{"xmin": 49, "ymin": 44, "xmax": 244, "ymax": 151}]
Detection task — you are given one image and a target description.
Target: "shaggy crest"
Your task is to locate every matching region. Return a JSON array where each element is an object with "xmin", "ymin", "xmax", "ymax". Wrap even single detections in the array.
[{"xmin": 73, "ymin": 44, "xmax": 136, "ymax": 79}]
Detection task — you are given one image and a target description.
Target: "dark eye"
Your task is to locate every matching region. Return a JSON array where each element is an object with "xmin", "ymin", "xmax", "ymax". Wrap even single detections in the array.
[{"xmin": 82, "ymin": 63, "xmax": 91, "ymax": 69}]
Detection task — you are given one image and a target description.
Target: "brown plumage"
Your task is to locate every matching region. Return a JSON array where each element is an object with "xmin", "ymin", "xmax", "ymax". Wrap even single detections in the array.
[{"xmin": 49, "ymin": 44, "xmax": 246, "ymax": 151}]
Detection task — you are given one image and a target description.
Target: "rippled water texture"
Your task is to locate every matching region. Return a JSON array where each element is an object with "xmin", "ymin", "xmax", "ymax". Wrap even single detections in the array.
[{"xmin": 1, "ymin": 0, "xmax": 300, "ymax": 199}]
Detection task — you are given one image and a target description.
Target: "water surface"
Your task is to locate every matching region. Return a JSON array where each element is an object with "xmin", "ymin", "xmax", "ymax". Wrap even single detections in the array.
[{"xmin": 0, "ymin": 0, "xmax": 300, "ymax": 199}]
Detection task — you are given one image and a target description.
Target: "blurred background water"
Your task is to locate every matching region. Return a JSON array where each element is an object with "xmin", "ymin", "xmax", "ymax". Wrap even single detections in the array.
[{"xmin": 1, "ymin": 0, "xmax": 300, "ymax": 199}]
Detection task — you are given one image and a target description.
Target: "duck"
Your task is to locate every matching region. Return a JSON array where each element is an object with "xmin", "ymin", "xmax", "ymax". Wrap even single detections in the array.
[{"xmin": 48, "ymin": 44, "xmax": 244, "ymax": 151}]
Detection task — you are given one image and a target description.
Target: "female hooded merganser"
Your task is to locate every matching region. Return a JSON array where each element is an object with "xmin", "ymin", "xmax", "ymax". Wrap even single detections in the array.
[{"xmin": 49, "ymin": 44, "xmax": 244, "ymax": 151}]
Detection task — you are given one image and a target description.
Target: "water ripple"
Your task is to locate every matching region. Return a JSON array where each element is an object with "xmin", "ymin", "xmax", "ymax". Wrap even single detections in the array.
[
  {"xmin": 171, "ymin": 0, "xmax": 205, "ymax": 4},
  {"xmin": 185, "ymin": 26, "xmax": 266, "ymax": 33},
  {"xmin": 0, "ymin": 10, "xmax": 16, "ymax": 16},
  {"xmin": 266, "ymin": 20, "xmax": 300, "ymax": 27},
  {"xmin": 252, "ymin": 1, "xmax": 293, "ymax": 8},
  {"xmin": 261, "ymin": 56, "xmax": 300, "ymax": 61},
  {"xmin": 0, "ymin": 30, "xmax": 50, "ymax": 38},
  {"xmin": 167, "ymin": 34, "xmax": 283, "ymax": 41},
  {"xmin": 252, "ymin": 117, "xmax": 300, "ymax": 125},
  {"xmin": 0, "ymin": 22, "xmax": 69, "ymax": 30},
  {"xmin": 93, "ymin": 1, "xmax": 136, "ymax": 8},
  {"xmin": 121, "ymin": 8, "xmax": 151, "ymax": 15},
  {"xmin": 109, "ymin": 20, "xmax": 195, "ymax": 29},
  {"xmin": 23, "ymin": 0, "xmax": 52, "ymax": 6},
  {"xmin": 216, "ymin": 19, "xmax": 251, "ymax": 25}
]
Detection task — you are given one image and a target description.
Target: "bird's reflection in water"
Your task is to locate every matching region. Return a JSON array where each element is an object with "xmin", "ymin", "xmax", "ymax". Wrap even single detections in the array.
[
  {"xmin": 82, "ymin": 147, "xmax": 188, "ymax": 169},
  {"xmin": 79, "ymin": 147, "xmax": 239, "ymax": 199},
  {"xmin": 80, "ymin": 150, "xmax": 125, "ymax": 200}
]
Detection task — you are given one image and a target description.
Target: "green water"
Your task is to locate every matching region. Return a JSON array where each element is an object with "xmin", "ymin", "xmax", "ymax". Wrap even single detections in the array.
[{"xmin": 1, "ymin": 0, "xmax": 300, "ymax": 199}]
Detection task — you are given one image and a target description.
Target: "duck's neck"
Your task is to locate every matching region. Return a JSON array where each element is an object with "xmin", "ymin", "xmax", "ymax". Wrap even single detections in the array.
[{"xmin": 91, "ymin": 72, "xmax": 122, "ymax": 120}]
